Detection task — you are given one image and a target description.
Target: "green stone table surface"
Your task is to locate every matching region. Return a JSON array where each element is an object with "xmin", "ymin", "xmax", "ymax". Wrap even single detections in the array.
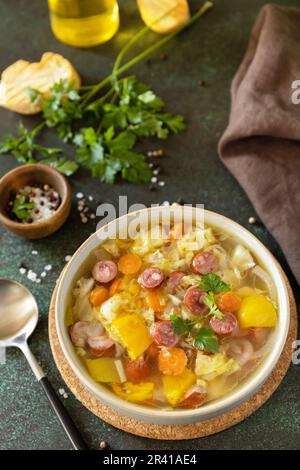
[{"xmin": 0, "ymin": 0, "xmax": 299, "ymax": 450}]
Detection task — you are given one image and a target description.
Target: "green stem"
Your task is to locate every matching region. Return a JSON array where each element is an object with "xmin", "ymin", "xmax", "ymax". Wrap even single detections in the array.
[
  {"xmin": 86, "ymin": 88, "xmax": 115, "ymax": 112},
  {"xmin": 31, "ymin": 121, "xmax": 46, "ymax": 137},
  {"xmin": 112, "ymin": 4, "xmax": 180, "ymax": 78},
  {"xmin": 81, "ymin": 2, "xmax": 213, "ymax": 105}
]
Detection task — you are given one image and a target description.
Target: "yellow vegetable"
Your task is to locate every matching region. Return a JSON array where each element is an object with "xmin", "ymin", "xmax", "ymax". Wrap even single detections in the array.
[
  {"xmin": 86, "ymin": 358, "xmax": 121, "ymax": 383},
  {"xmin": 128, "ymin": 281, "xmax": 141, "ymax": 295},
  {"xmin": 238, "ymin": 294, "xmax": 277, "ymax": 328},
  {"xmin": 111, "ymin": 313, "xmax": 153, "ymax": 360},
  {"xmin": 111, "ymin": 382, "xmax": 154, "ymax": 403},
  {"xmin": 162, "ymin": 368, "xmax": 196, "ymax": 406}
]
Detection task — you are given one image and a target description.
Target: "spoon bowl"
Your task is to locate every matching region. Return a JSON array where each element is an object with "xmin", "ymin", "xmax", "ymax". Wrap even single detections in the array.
[{"xmin": 0, "ymin": 279, "xmax": 39, "ymax": 345}]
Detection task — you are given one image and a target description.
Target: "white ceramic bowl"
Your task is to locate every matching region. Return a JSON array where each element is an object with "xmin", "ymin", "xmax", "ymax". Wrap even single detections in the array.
[{"xmin": 55, "ymin": 207, "xmax": 290, "ymax": 425}]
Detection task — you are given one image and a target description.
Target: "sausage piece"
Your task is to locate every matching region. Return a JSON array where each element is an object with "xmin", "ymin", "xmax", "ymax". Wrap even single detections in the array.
[
  {"xmin": 92, "ymin": 260, "xmax": 117, "ymax": 283},
  {"xmin": 125, "ymin": 357, "xmax": 151, "ymax": 383},
  {"xmin": 87, "ymin": 336, "xmax": 116, "ymax": 357},
  {"xmin": 166, "ymin": 271, "xmax": 184, "ymax": 293},
  {"xmin": 192, "ymin": 251, "xmax": 218, "ymax": 275},
  {"xmin": 138, "ymin": 267, "xmax": 164, "ymax": 289},
  {"xmin": 70, "ymin": 320, "xmax": 103, "ymax": 347},
  {"xmin": 209, "ymin": 312, "xmax": 238, "ymax": 336},
  {"xmin": 150, "ymin": 320, "xmax": 180, "ymax": 346},
  {"xmin": 183, "ymin": 286, "xmax": 208, "ymax": 315}
]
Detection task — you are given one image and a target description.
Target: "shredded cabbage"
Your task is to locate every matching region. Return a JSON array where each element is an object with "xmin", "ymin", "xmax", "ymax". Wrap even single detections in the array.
[
  {"xmin": 72, "ymin": 277, "xmax": 94, "ymax": 321},
  {"xmin": 231, "ymin": 244, "xmax": 255, "ymax": 272},
  {"xmin": 252, "ymin": 265, "xmax": 276, "ymax": 303},
  {"xmin": 195, "ymin": 352, "xmax": 240, "ymax": 381}
]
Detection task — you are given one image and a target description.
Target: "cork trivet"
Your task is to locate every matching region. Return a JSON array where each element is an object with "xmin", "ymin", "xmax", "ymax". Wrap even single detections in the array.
[{"xmin": 49, "ymin": 273, "xmax": 297, "ymax": 440}]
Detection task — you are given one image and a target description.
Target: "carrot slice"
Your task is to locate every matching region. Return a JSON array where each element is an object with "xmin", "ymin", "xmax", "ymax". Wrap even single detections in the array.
[
  {"xmin": 158, "ymin": 347, "xmax": 187, "ymax": 376},
  {"xmin": 118, "ymin": 253, "xmax": 142, "ymax": 274},
  {"xmin": 144, "ymin": 289, "xmax": 166, "ymax": 313},
  {"xmin": 217, "ymin": 291, "xmax": 242, "ymax": 313},
  {"xmin": 89, "ymin": 286, "xmax": 109, "ymax": 307},
  {"xmin": 109, "ymin": 278, "xmax": 121, "ymax": 297}
]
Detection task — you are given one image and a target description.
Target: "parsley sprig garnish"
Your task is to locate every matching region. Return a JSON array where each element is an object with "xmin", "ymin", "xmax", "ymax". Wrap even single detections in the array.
[
  {"xmin": 170, "ymin": 314, "xmax": 219, "ymax": 353},
  {"xmin": 0, "ymin": 3, "xmax": 213, "ymax": 182},
  {"xmin": 200, "ymin": 272, "xmax": 230, "ymax": 294},
  {"xmin": 200, "ymin": 273, "xmax": 230, "ymax": 320},
  {"xmin": 169, "ymin": 272, "xmax": 231, "ymax": 353}
]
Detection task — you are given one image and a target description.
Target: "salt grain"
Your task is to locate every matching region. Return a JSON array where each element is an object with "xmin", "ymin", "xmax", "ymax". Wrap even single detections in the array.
[
  {"xmin": 32, "ymin": 250, "xmax": 38, "ymax": 255},
  {"xmin": 63, "ymin": 393, "xmax": 68, "ymax": 399},
  {"xmin": 41, "ymin": 272, "xmax": 47, "ymax": 278},
  {"xmin": 27, "ymin": 271, "xmax": 37, "ymax": 282},
  {"xmin": 58, "ymin": 388, "xmax": 65, "ymax": 395},
  {"xmin": 158, "ymin": 181, "xmax": 165, "ymax": 187},
  {"xmin": 65, "ymin": 255, "xmax": 72, "ymax": 262},
  {"xmin": 19, "ymin": 268, "xmax": 26, "ymax": 275},
  {"xmin": 88, "ymin": 196, "xmax": 93, "ymax": 201},
  {"xmin": 151, "ymin": 176, "xmax": 158, "ymax": 183},
  {"xmin": 76, "ymin": 192, "xmax": 84, "ymax": 199},
  {"xmin": 45, "ymin": 265, "xmax": 52, "ymax": 271}
]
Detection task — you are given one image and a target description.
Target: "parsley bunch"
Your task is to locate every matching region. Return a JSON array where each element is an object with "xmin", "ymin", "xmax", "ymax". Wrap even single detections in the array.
[{"xmin": 0, "ymin": 2, "xmax": 213, "ymax": 182}]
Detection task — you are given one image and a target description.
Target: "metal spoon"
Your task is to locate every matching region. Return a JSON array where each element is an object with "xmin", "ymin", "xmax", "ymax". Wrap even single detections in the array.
[{"xmin": 0, "ymin": 279, "xmax": 88, "ymax": 450}]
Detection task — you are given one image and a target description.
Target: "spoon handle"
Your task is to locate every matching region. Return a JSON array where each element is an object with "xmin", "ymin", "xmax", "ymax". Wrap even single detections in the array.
[{"xmin": 40, "ymin": 377, "xmax": 88, "ymax": 450}]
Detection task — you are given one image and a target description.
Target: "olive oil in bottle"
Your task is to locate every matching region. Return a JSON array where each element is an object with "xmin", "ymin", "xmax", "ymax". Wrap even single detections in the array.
[{"xmin": 48, "ymin": 0, "xmax": 119, "ymax": 47}]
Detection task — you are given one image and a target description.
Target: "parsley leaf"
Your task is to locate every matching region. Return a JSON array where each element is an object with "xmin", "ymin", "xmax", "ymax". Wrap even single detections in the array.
[
  {"xmin": 74, "ymin": 127, "xmax": 151, "ymax": 184},
  {"xmin": 12, "ymin": 195, "xmax": 35, "ymax": 220},
  {"xmin": 194, "ymin": 328, "xmax": 219, "ymax": 353},
  {"xmin": 41, "ymin": 157, "xmax": 78, "ymax": 176},
  {"xmin": 43, "ymin": 79, "xmax": 82, "ymax": 142},
  {"xmin": 200, "ymin": 273, "xmax": 230, "ymax": 294},
  {"xmin": 170, "ymin": 314, "xmax": 219, "ymax": 353},
  {"xmin": 170, "ymin": 315, "xmax": 195, "ymax": 335},
  {"xmin": 26, "ymin": 87, "xmax": 42, "ymax": 105},
  {"xmin": 203, "ymin": 292, "xmax": 224, "ymax": 319}
]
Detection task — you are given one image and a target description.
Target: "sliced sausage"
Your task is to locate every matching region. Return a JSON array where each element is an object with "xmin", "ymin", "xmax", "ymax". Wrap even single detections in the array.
[
  {"xmin": 248, "ymin": 327, "xmax": 269, "ymax": 347},
  {"xmin": 92, "ymin": 260, "xmax": 117, "ymax": 283},
  {"xmin": 183, "ymin": 286, "xmax": 208, "ymax": 315},
  {"xmin": 70, "ymin": 320, "xmax": 103, "ymax": 348},
  {"xmin": 166, "ymin": 271, "xmax": 184, "ymax": 293},
  {"xmin": 125, "ymin": 357, "xmax": 151, "ymax": 383},
  {"xmin": 150, "ymin": 320, "xmax": 180, "ymax": 346},
  {"xmin": 87, "ymin": 335, "xmax": 115, "ymax": 357},
  {"xmin": 209, "ymin": 312, "xmax": 238, "ymax": 336},
  {"xmin": 192, "ymin": 251, "xmax": 218, "ymax": 275},
  {"xmin": 138, "ymin": 267, "xmax": 164, "ymax": 289},
  {"xmin": 225, "ymin": 338, "xmax": 254, "ymax": 366},
  {"xmin": 179, "ymin": 392, "xmax": 208, "ymax": 409}
]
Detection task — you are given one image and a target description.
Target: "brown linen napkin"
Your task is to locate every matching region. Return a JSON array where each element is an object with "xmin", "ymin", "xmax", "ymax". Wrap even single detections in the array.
[{"xmin": 219, "ymin": 3, "xmax": 300, "ymax": 284}]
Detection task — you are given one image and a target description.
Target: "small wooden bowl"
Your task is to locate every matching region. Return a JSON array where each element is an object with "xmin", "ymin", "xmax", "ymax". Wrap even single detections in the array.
[{"xmin": 0, "ymin": 164, "xmax": 72, "ymax": 239}]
